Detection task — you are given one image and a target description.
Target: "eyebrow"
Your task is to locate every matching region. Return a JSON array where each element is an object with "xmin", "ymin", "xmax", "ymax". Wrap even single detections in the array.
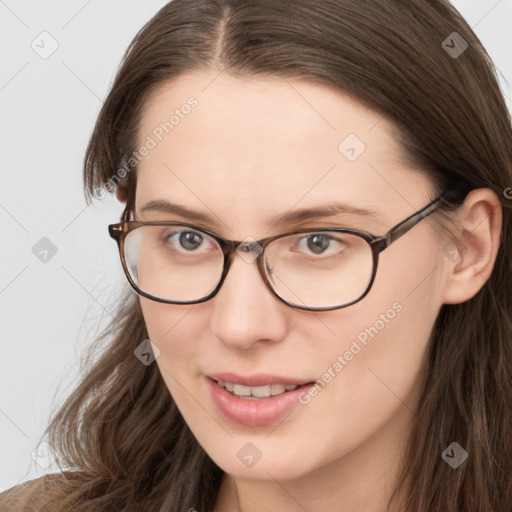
[{"xmin": 139, "ymin": 199, "xmax": 382, "ymax": 229}]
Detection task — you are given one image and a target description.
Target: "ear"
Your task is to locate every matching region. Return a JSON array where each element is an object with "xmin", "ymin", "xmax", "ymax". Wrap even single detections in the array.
[
  {"xmin": 442, "ymin": 188, "xmax": 502, "ymax": 305},
  {"xmin": 115, "ymin": 185, "xmax": 128, "ymax": 204}
]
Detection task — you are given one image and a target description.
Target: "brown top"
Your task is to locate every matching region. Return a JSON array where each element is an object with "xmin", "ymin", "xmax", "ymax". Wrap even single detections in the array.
[
  {"xmin": 0, "ymin": 475, "xmax": 49, "ymax": 511},
  {"xmin": 0, "ymin": 472, "xmax": 86, "ymax": 512}
]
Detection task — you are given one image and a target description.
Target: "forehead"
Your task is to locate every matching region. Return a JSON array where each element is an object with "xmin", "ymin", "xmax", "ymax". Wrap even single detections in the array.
[{"xmin": 133, "ymin": 69, "xmax": 429, "ymax": 234}]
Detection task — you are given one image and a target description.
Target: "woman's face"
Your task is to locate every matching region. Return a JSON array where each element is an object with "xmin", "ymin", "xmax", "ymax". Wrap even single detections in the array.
[{"xmin": 133, "ymin": 69, "xmax": 447, "ymax": 481}]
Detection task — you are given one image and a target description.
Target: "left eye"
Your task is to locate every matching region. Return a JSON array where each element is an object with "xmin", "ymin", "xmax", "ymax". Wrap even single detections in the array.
[{"xmin": 296, "ymin": 233, "xmax": 345, "ymax": 256}]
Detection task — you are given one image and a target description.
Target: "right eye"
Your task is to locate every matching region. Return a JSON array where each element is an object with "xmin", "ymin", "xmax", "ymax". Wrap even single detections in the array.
[{"xmin": 161, "ymin": 229, "xmax": 210, "ymax": 252}]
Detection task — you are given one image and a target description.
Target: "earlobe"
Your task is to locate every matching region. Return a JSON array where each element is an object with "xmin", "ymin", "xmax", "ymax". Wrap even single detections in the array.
[
  {"xmin": 115, "ymin": 185, "xmax": 128, "ymax": 204},
  {"xmin": 441, "ymin": 188, "xmax": 502, "ymax": 305}
]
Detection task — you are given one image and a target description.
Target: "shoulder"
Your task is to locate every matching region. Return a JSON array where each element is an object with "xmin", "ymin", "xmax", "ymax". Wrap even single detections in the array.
[
  {"xmin": 0, "ymin": 472, "xmax": 87, "ymax": 511},
  {"xmin": 0, "ymin": 474, "xmax": 50, "ymax": 511}
]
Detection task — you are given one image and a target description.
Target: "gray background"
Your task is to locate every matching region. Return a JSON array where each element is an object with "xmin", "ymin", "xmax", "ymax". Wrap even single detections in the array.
[{"xmin": 1, "ymin": 0, "xmax": 511, "ymax": 492}]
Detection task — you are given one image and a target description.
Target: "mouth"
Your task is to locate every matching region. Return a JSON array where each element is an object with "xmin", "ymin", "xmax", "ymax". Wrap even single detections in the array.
[
  {"xmin": 208, "ymin": 377, "xmax": 316, "ymax": 400},
  {"xmin": 206, "ymin": 376, "xmax": 317, "ymax": 426}
]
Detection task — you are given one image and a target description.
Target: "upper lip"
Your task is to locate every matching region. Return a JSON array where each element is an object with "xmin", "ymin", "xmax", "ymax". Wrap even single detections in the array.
[{"xmin": 207, "ymin": 372, "xmax": 315, "ymax": 387}]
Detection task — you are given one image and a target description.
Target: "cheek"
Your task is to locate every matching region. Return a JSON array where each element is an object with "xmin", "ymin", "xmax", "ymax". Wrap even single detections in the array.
[
  {"xmin": 315, "ymin": 302, "xmax": 419, "ymax": 404},
  {"xmin": 295, "ymin": 300, "xmax": 432, "ymax": 468},
  {"xmin": 139, "ymin": 298, "xmax": 204, "ymax": 370},
  {"xmin": 337, "ymin": 302, "xmax": 429, "ymax": 394},
  {"xmin": 311, "ymin": 246, "xmax": 442, "ymax": 425},
  {"xmin": 140, "ymin": 298, "xmax": 210, "ymax": 421}
]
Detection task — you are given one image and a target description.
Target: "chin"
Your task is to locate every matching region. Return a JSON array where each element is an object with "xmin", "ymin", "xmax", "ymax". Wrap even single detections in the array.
[{"xmin": 201, "ymin": 438, "xmax": 318, "ymax": 482}]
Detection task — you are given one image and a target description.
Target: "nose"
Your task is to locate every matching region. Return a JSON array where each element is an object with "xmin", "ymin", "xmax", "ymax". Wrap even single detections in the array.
[{"xmin": 208, "ymin": 249, "xmax": 289, "ymax": 351}]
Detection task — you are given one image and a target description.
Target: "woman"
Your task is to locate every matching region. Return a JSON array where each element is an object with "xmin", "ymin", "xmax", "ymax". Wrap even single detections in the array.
[{"xmin": 1, "ymin": 0, "xmax": 511, "ymax": 510}]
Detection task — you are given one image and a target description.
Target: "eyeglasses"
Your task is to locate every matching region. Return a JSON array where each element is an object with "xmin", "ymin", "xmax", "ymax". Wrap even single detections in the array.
[{"xmin": 109, "ymin": 191, "xmax": 447, "ymax": 311}]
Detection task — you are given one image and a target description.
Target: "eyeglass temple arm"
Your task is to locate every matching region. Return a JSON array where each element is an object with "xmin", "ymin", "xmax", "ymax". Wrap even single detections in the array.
[{"xmin": 382, "ymin": 192, "xmax": 448, "ymax": 248}]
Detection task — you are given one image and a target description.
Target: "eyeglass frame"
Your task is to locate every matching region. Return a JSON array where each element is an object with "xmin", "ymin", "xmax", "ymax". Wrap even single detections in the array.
[{"xmin": 108, "ymin": 190, "xmax": 448, "ymax": 312}]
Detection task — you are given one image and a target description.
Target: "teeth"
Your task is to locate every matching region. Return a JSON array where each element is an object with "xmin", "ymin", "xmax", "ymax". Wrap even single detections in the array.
[
  {"xmin": 217, "ymin": 380, "xmax": 299, "ymax": 398},
  {"xmin": 233, "ymin": 384, "xmax": 252, "ymax": 396},
  {"xmin": 269, "ymin": 384, "xmax": 286, "ymax": 396},
  {"xmin": 252, "ymin": 388, "xmax": 271, "ymax": 397}
]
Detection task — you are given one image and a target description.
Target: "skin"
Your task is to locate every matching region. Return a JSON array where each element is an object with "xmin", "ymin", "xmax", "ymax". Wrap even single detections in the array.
[{"xmin": 116, "ymin": 68, "xmax": 502, "ymax": 511}]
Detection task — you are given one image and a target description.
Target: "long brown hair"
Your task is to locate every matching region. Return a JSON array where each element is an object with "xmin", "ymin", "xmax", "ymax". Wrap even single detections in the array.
[{"xmin": 3, "ymin": 1, "xmax": 512, "ymax": 510}]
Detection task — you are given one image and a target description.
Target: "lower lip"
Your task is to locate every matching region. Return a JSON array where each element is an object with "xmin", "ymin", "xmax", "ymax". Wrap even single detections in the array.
[{"xmin": 206, "ymin": 377, "xmax": 314, "ymax": 427}]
